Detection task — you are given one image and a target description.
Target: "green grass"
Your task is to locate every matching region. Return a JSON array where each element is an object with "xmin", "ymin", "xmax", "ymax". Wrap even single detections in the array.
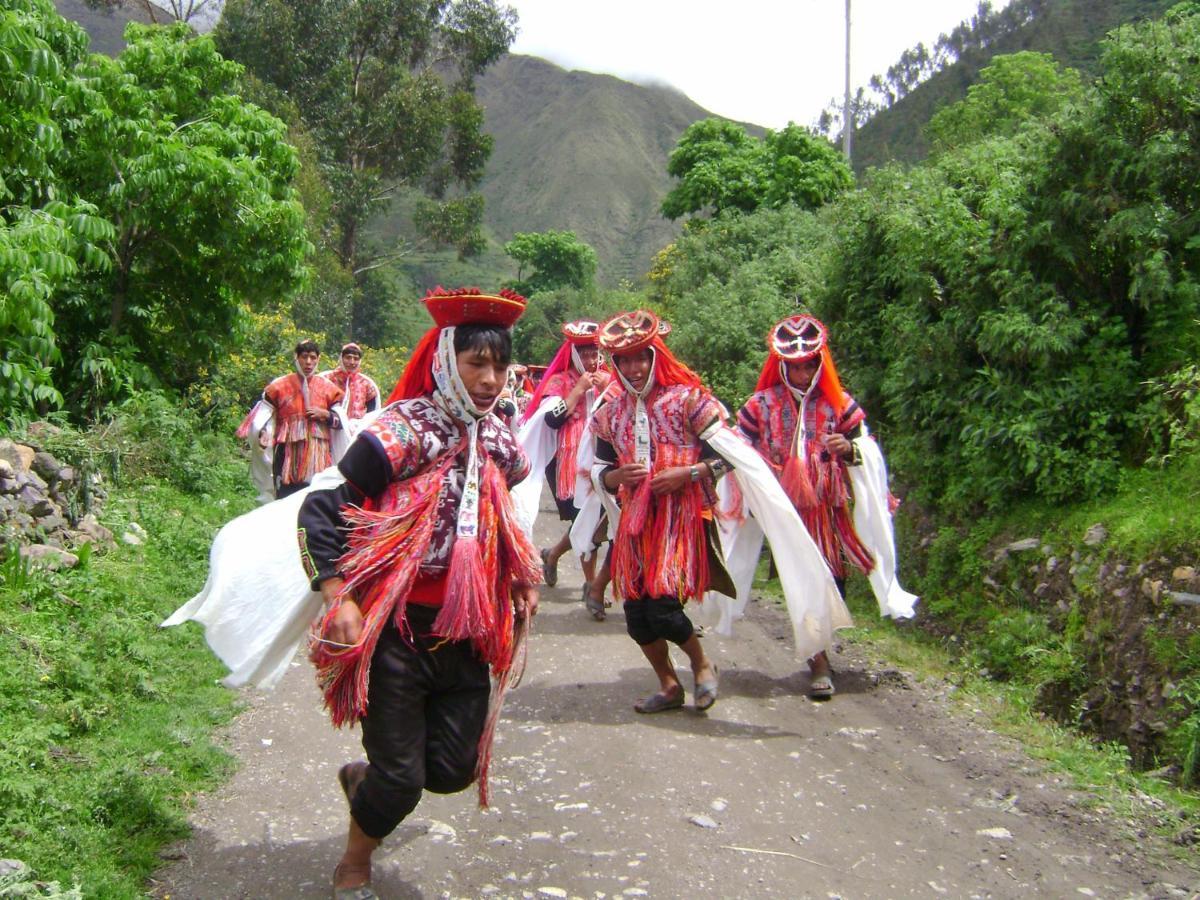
[{"xmin": 0, "ymin": 460, "xmax": 257, "ymax": 896}]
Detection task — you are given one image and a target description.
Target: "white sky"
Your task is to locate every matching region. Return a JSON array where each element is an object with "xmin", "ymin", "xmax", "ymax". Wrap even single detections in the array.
[{"xmin": 510, "ymin": 0, "xmax": 1012, "ymax": 130}]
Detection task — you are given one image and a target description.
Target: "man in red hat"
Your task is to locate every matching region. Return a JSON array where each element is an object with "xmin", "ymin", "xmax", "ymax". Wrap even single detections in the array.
[
  {"xmin": 238, "ymin": 339, "xmax": 345, "ymax": 499},
  {"xmin": 591, "ymin": 310, "xmax": 730, "ymax": 713},
  {"xmin": 517, "ymin": 320, "xmax": 611, "ymax": 606},
  {"xmin": 737, "ymin": 314, "xmax": 916, "ymax": 699},
  {"xmin": 297, "ymin": 287, "xmax": 541, "ymax": 898},
  {"xmin": 320, "ymin": 342, "xmax": 380, "ymax": 440}
]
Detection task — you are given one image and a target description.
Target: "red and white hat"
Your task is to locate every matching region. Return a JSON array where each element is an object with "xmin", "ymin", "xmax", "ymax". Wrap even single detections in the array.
[
  {"xmin": 562, "ymin": 320, "xmax": 600, "ymax": 345},
  {"xmin": 423, "ymin": 285, "xmax": 527, "ymax": 329},
  {"xmin": 769, "ymin": 315, "xmax": 827, "ymax": 362},
  {"xmin": 599, "ymin": 310, "xmax": 660, "ymax": 354}
]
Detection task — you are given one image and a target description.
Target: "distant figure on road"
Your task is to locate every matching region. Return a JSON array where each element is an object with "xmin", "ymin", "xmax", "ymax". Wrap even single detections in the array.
[
  {"xmin": 319, "ymin": 342, "xmax": 380, "ymax": 452},
  {"xmin": 737, "ymin": 314, "xmax": 917, "ymax": 699},
  {"xmin": 300, "ymin": 287, "xmax": 540, "ymax": 899},
  {"xmin": 237, "ymin": 339, "xmax": 344, "ymax": 500},
  {"xmin": 517, "ymin": 320, "xmax": 612, "ymax": 612}
]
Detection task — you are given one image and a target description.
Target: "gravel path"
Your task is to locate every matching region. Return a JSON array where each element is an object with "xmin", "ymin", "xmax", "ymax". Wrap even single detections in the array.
[{"xmin": 153, "ymin": 495, "xmax": 1198, "ymax": 900}]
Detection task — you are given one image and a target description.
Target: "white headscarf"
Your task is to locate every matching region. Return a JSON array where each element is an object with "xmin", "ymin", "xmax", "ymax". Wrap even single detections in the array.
[{"xmin": 610, "ymin": 349, "xmax": 658, "ymax": 468}]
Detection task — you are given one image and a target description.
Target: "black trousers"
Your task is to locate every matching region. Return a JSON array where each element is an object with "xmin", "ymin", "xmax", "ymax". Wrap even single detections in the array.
[{"xmin": 349, "ymin": 605, "xmax": 491, "ymax": 839}]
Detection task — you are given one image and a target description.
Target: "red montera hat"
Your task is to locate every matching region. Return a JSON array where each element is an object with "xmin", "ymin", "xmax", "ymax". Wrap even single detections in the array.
[
  {"xmin": 599, "ymin": 310, "xmax": 660, "ymax": 354},
  {"xmin": 422, "ymin": 285, "xmax": 528, "ymax": 329},
  {"xmin": 562, "ymin": 319, "xmax": 600, "ymax": 345},
  {"xmin": 769, "ymin": 314, "xmax": 827, "ymax": 362}
]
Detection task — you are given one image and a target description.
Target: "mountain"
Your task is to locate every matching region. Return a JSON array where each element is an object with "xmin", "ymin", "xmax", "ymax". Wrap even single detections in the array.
[
  {"xmin": 851, "ymin": 0, "xmax": 1179, "ymax": 172},
  {"xmin": 50, "ymin": 4, "xmax": 763, "ymax": 286},
  {"xmin": 472, "ymin": 54, "xmax": 752, "ymax": 285},
  {"xmin": 52, "ymin": 0, "xmax": 158, "ymax": 55}
]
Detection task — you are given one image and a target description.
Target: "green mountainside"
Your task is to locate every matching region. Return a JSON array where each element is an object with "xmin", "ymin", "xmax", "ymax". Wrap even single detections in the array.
[
  {"xmin": 852, "ymin": 0, "xmax": 1179, "ymax": 171},
  {"xmin": 52, "ymin": 0, "xmax": 157, "ymax": 54}
]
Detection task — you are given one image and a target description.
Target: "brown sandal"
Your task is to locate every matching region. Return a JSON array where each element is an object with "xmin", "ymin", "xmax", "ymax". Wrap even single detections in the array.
[{"xmin": 333, "ymin": 862, "xmax": 377, "ymax": 900}]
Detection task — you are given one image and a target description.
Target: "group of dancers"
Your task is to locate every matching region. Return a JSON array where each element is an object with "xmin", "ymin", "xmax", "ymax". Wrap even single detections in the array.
[{"xmin": 168, "ymin": 286, "xmax": 915, "ymax": 899}]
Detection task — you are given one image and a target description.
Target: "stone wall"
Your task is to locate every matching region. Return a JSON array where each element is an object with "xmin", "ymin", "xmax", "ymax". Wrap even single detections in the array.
[{"xmin": 0, "ymin": 435, "xmax": 114, "ymax": 569}]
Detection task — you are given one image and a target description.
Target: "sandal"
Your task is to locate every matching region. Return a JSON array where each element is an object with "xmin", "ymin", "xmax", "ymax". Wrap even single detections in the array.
[
  {"xmin": 695, "ymin": 665, "xmax": 719, "ymax": 711},
  {"xmin": 634, "ymin": 688, "xmax": 685, "ymax": 714},
  {"xmin": 809, "ymin": 674, "xmax": 835, "ymax": 700},
  {"xmin": 337, "ymin": 761, "xmax": 368, "ymax": 806},
  {"xmin": 584, "ymin": 588, "xmax": 607, "ymax": 621},
  {"xmin": 540, "ymin": 548, "xmax": 558, "ymax": 587},
  {"xmin": 333, "ymin": 863, "xmax": 377, "ymax": 900}
]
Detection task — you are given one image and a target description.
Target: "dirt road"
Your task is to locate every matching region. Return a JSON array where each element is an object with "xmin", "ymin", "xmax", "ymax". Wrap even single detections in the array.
[{"xmin": 154, "ymin": 497, "xmax": 1198, "ymax": 899}]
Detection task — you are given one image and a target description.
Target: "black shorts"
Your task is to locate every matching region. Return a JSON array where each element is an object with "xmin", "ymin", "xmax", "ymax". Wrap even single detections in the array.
[{"xmin": 623, "ymin": 597, "xmax": 695, "ymax": 646}]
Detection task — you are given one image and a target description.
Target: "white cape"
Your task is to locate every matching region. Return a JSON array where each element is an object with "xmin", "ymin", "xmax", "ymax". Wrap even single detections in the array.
[
  {"xmin": 849, "ymin": 431, "xmax": 918, "ymax": 619},
  {"xmin": 245, "ymin": 400, "xmax": 275, "ymax": 505},
  {"xmin": 511, "ymin": 395, "xmax": 564, "ymax": 538},
  {"xmin": 161, "ymin": 467, "xmax": 347, "ymax": 689},
  {"xmin": 700, "ymin": 425, "xmax": 852, "ymax": 663},
  {"xmin": 568, "ymin": 393, "xmax": 615, "ymax": 558}
]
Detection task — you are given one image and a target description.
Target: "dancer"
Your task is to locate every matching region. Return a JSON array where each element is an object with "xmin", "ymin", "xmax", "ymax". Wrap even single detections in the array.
[
  {"xmin": 237, "ymin": 339, "xmax": 345, "ymax": 499},
  {"xmin": 320, "ymin": 342, "xmax": 380, "ymax": 444},
  {"xmin": 590, "ymin": 310, "xmax": 730, "ymax": 713},
  {"xmin": 516, "ymin": 321, "xmax": 611, "ymax": 598},
  {"xmin": 737, "ymin": 314, "xmax": 917, "ymax": 698}
]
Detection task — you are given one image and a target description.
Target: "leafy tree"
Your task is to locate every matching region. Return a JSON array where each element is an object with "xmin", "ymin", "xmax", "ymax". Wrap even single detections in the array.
[
  {"xmin": 85, "ymin": 0, "xmax": 224, "ymax": 27},
  {"xmin": 925, "ymin": 51, "xmax": 1084, "ymax": 154},
  {"xmin": 503, "ymin": 230, "xmax": 597, "ymax": 297},
  {"xmin": 1, "ymin": 0, "xmax": 113, "ymax": 419},
  {"xmin": 510, "ymin": 285, "xmax": 632, "ymax": 367},
  {"xmin": 215, "ymin": 0, "xmax": 517, "ymax": 333},
  {"xmin": 52, "ymin": 22, "xmax": 310, "ymax": 412},
  {"xmin": 662, "ymin": 119, "xmax": 851, "ymax": 221}
]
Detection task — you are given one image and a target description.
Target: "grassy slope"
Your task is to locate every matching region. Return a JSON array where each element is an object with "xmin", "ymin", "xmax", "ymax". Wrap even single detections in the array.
[
  {"xmin": 0, "ymin": 454, "xmax": 255, "ymax": 897},
  {"xmin": 852, "ymin": 0, "xmax": 1180, "ymax": 171}
]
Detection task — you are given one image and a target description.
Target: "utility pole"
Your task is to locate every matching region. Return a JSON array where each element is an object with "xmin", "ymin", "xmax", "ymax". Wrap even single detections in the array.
[{"xmin": 843, "ymin": 0, "xmax": 852, "ymax": 162}]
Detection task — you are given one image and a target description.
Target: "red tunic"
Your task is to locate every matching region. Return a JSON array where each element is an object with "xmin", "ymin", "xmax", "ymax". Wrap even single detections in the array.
[
  {"xmin": 263, "ymin": 373, "xmax": 344, "ymax": 487},
  {"xmin": 320, "ymin": 367, "xmax": 379, "ymax": 421},
  {"xmin": 737, "ymin": 382, "xmax": 872, "ymax": 579},
  {"xmin": 592, "ymin": 384, "xmax": 724, "ymax": 601},
  {"xmin": 541, "ymin": 368, "xmax": 612, "ymax": 500}
]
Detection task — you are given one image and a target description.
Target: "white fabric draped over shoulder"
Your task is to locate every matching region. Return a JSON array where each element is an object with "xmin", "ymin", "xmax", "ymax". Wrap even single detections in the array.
[
  {"xmin": 511, "ymin": 396, "xmax": 560, "ymax": 538},
  {"xmin": 849, "ymin": 429, "xmax": 918, "ymax": 619},
  {"xmin": 697, "ymin": 475, "xmax": 762, "ymax": 636},
  {"xmin": 329, "ymin": 393, "xmax": 353, "ymax": 464},
  {"xmin": 568, "ymin": 392, "xmax": 615, "ymax": 558},
  {"xmin": 246, "ymin": 400, "xmax": 275, "ymax": 505},
  {"xmin": 696, "ymin": 422, "xmax": 854, "ymax": 662},
  {"xmin": 161, "ymin": 467, "xmax": 345, "ymax": 689}
]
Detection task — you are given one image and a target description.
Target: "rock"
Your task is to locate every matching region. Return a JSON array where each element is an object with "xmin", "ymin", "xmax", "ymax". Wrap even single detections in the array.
[
  {"xmin": 35, "ymin": 513, "xmax": 67, "ymax": 532},
  {"xmin": 1034, "ymin": 582, "xmax": 1051, "ymax": 598},
  {"xmin": 976, "ymin": 827, "xmax": 1013, "ymax": 840},
  {"xmin": 20, "ymin": 544, "xmax": 79, "ymax": 570},
  {"xmin": 1083, "ymin": 523, "xmax": 1108, "ymax": 547},
  {"xmin": 0, "ymin": 475, "xmax": 16, "ymax": 495},
  {"xmin": 688, "ymin": 814, "xmax": 719, "ymax": 829},
  {"xmin": 1172, "ymin": 566, "xmax": 1195, "ymax": 583},
  {"xmin": 122, "ymin": 531, "xmax": 144, "ymax": 546},
  {"xmin": 0, "ymin": 459, "xmax": 13, "ymax": 480},
  {"xmin": 1045, "ymin": 556, "xmax": 1059, "ymax": 572},
  {"xmin": 1141, "ymin": 578, "xmax": 1164, "ymax": 601},
  {"xmin": 76, "ymin": 513, "xmax": 114, "ymax": 545},
  {"xmin": 1005, "ymin": 537, "xmax": 1040, "ymax": 553},
  {"xmin": 31, "ymin": 451, "xmax": 62, "ymax": 481},
  {"xmin": 29, "ymin": 497, "xmax": 57, "ymax": 519},
  {"xmin": 0, "ymin": 439, "xmax": 35, "ymax": 473}
]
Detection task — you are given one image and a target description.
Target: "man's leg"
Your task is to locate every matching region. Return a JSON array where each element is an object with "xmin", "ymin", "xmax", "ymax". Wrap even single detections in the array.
[
  {"xmin": 625, "ymin": 598, "xmax": 684, "ymax": 711},
  {"xmin": 645, "ymin": 598, "xmax": 717, "ymax": 708},
  {"xmin": 336, "ymin": 621, "xmax": 433, "ymax": 890},
  {"xmin": 422, "ymin": 641, "xmax": 492, "ymax": 795}
]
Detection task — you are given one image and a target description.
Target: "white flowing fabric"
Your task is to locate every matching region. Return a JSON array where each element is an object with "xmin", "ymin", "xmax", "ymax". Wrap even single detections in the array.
[
  {"xmin": 849, "ymin": 430, "xmax": 918, "ymax": 619},
  {"xmin": 245, "ymin": 400, "xmax": 276, "ymax": 505},
  {"xmin": 568, "ymin": 392, "xmax": 616, "ymax": 558},
  {"xmin": 511, "ymin": 396, "xmax": 560, "ymax": 538},
  {"xmin": 329, "ymin": 395, "xmax": 353, "ymax": 464},
  {"xmin": 696, "ymin": 477, "xmax": 763, "ymax": 636},
  {"xmin": 701, "ymin": 425, "xmax": 852, "ymax": 663},
  {"xmin": 161, "ymin": 467, "xmax": 346, "ymax": 689}
]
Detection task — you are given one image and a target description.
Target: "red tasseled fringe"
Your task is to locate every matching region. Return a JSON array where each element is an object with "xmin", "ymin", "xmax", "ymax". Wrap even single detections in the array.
[
  {"xmin": 309, "ymin": 456, "xmax": 455, "ymax": 727},
  {"xmin": 611, "ymin": 445, "xmax": 709, "ymax": 601},
  {"xmin": 781, "ymin": 454, "xmax": 818, "ymax": 510},
  {"xmin": 235, "ymin": 406, "xmax": 258, "ymax": 440},
  {"xmin": 555, "ymin": 411, "xmax": 587, "ymax": 499}
]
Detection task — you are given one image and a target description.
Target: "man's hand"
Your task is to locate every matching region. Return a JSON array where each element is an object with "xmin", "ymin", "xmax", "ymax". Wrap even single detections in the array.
[
  {"xmin": 513, "ymin": 583, "xmax": 539, "ymax": 621},
  {"xmin": 650, "ymin": 465, "xmax": 693, "ymax": 495},
  {"xmin": 320, "ymin": 577, "xmax": 364, "ymax": 647},
  {"xmin": 305, "ymin": 406, "xmax": 331, "ymax": 424},
  {"xmin": 604, "ymin": 462, "xmax": 649, "ymax": 491},
  {"xmin": 823, "ymin": 433, "xmax": 853, "ymax": 460},
  {"xmin": 257, "ymin": 429, "xmax": 271, "ymax": 449}
]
